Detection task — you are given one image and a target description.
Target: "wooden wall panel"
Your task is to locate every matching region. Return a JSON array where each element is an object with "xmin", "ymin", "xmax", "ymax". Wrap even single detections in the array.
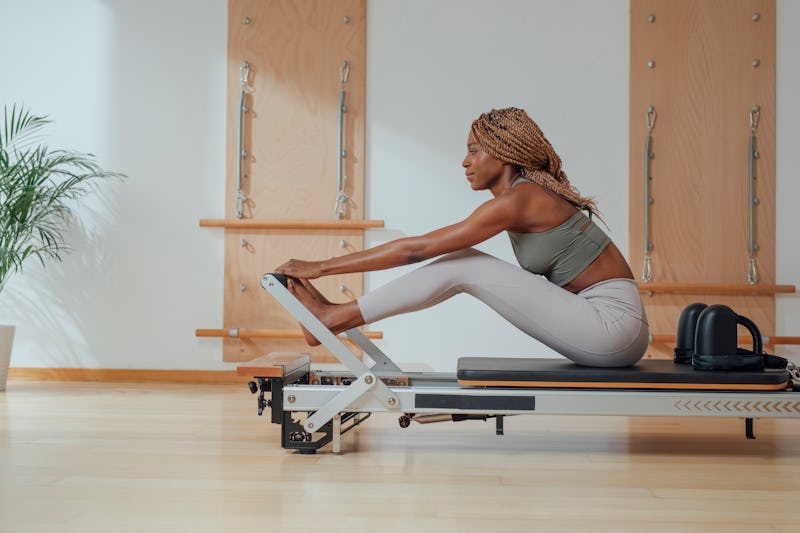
[
  {"xmin": 629, "ymin": 0, "xmax": 776, "ymax": 358},
  {"xmin": 223, "ymin": 230, "xmax": 365, "ymax": 362},
  {"xmin": 222, "ymin": 0, "xmax": 368, "ymax": 363},
  {"xmin": 226, "ymin": 0, "xmax": 366, "ymax": 220}
]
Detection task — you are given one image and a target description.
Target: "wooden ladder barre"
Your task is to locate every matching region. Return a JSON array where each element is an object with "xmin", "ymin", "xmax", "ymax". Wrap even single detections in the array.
[
  {"xmin": 637, "ymin": 283, "xmax": 796, "ymax": 296},
  {"xmin": 195, "ymin": 328, "xmax": 382, "ymax": 340}
]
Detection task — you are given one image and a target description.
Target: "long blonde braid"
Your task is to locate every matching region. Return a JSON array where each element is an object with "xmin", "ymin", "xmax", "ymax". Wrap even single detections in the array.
[{"xmin": 470, "ymin": 107, "xmax": 600, "ymax": 218}]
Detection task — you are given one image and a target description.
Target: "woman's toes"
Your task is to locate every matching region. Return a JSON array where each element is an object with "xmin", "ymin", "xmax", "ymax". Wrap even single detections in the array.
[{"xmin": 299, "ymin": 278, "xmax": 331, "ymax": 305}]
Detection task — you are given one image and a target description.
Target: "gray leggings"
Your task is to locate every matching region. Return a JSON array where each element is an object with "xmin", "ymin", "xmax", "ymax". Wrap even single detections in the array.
[{"xmin": 357, "ymin": 248, "xmax": 649, "ymax": 367}]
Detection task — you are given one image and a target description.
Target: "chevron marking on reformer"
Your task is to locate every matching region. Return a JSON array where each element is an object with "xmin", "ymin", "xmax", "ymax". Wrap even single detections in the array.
[{"xmin": 672, "ymin": 400, "xmax": 800, "ymax": 415}]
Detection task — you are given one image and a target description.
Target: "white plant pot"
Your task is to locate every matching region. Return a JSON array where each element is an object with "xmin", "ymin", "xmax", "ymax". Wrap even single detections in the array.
[{"xmin": 0, "ymin": 324, "xmax": 14, "ymax": 392}]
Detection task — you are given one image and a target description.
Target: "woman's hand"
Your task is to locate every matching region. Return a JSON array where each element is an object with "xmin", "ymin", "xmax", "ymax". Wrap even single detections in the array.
[{"xmin": 274, "ymin": 259, "xmax": 324, "ymax": 279}]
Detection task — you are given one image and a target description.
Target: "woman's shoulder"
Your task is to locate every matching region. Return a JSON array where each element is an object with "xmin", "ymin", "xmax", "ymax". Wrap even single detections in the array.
[
  {"xmin": 499, "ymin": 179, "xmax": 582, "ymax": 231},
  {"xmin": 502, "ymin": 178, "xmax": 562, "ymax": 209}
]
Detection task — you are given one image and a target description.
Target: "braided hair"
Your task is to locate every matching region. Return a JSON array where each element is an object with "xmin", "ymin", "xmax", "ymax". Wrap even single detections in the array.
[{"xmin": 470, "ymin": 107, "xmax": 600, "ymax": 219}]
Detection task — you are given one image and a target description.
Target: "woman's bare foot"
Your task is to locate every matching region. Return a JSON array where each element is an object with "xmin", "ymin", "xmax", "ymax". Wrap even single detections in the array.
[
  {"xmin": 286, "ymin": 279, "xmax": 324, "ymax": 345},
  {"xmin": 296, "ymin": 278, "xmax": 332, "ymax": 305},
  {"xmin": 286, "ymin": 278, "xmax": 366, "ymax": 347}
]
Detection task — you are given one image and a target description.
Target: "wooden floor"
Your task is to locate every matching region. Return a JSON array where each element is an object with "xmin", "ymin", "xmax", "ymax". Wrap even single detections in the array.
[{"xmin": 1, "ymin": 381, "xmax": 799, "ymax": 532}]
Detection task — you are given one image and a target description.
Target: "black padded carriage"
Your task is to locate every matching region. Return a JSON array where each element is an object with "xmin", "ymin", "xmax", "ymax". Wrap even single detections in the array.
[{"xmin": 457, "ymin": 357, "xmax": 792, "ymax": 391}]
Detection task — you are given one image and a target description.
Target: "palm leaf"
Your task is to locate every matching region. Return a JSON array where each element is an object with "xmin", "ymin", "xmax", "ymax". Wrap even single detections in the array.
[{"xmin": 0, "ymin": 104, "xmax": 125, "ymax": 293}]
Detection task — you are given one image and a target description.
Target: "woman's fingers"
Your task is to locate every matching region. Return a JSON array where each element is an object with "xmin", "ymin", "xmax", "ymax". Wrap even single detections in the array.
[{"xmin": 273, "ymin": 259, "xmax": 321, "ymax": 279}]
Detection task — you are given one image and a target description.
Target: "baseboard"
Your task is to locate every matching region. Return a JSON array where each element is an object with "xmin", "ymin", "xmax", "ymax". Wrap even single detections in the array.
[{"xmin": 8, "ymin": 367, "xmax": 250, "ymax": 384}]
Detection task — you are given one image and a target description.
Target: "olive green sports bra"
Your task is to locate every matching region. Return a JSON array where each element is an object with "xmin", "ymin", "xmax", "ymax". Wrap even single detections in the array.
[{"xmin": 507, "ymin": 178, "xmax": 610, "ymax": 287}]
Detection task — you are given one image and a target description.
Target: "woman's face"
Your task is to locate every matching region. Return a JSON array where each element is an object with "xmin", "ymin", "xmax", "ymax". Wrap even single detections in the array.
[{"xmin": 462, "ymin": 131, "xmax": 505, "ymax": 190}]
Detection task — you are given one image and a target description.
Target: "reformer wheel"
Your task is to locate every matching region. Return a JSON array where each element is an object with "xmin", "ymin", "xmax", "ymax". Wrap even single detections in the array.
[{"xmin": 398, "ymin": 414, "xmax": 412, "ymax": 428}]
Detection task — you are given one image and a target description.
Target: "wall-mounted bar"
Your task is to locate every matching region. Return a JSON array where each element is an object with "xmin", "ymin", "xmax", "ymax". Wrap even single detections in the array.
[
  {"xmin": 199, "ymin": 218, "xmax": 384, "ymax": 230},
  {"xmin": 650, "ymin": 334, "xmax": 800, "ymax": 346},
  {"xmin": 636, "ymin": 283, "xmax": 795, "ymax": 296},
  {"xmin": 335, "ymin": 60, "xmax": 350, "ymax": 219},
  {"xmin": 747, "ymin": 105, "xmax": 760, "ymax": 284},
  {"xmin": 236, "ymin": 60, "xmax": 251, "ymax": 219},
  {"xmin": 642, "ymin": 105, "xmax": 657, "ymax": 282},
  {"xmin": 196, "ymin": 328, "xmax": 383, "ymax": 340}
]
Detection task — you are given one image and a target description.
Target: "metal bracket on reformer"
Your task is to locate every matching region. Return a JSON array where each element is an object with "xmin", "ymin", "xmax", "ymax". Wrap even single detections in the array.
[{"xmin": 260, "ymin": 273, "xmax": 401, "ymax": 433}]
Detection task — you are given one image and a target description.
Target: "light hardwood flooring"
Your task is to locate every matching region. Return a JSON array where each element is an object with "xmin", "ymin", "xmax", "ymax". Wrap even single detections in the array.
[{"xmin": 1, "ymin": 380, "xmax": 799, "ymax": 532}]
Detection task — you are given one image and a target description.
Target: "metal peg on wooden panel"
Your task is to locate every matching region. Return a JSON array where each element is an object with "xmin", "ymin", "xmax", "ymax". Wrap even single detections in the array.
[
  {"xmin": 647, "ymin": 14, "xmax": 655, "ymax": 23},
  {"xmin": 243, "ymin": 16, "xmax": 251, "ymax": 24},
  {"xmin": 752, "ymin": 12, "xmax": 760, "ymax": 22},
  {"xmin": 647, "ymin": 60, "xmax": 655, "ymax": 69},
  {"xmin": 343, "ymin": 15, "xmax": 350, "ymax": 24},
  {"xmin": 339, "ymin": 283, "xmax": 356, "ymax": 300},
  {"xmin": 240, "ymin": 283, "xmax": 247, "ymax": 292},
  {"xmin": 339, "ymin": 239, "xmax": 356, "ymax": 254},
  {"xmin": 752, "ymin": 59, "xmax": 760, "ymax": 68}
]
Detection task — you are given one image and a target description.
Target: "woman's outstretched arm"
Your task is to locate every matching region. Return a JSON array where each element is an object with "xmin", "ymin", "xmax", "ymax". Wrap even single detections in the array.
[{"xmin": 275, "ymin": 194, "xmax": 520, "ymax": 279}]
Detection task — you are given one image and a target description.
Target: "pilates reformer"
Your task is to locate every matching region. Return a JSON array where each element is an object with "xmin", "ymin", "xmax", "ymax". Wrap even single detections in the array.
[{"xmin": 237, "ymin": 274, "xmax": 800, "ymax": 454}]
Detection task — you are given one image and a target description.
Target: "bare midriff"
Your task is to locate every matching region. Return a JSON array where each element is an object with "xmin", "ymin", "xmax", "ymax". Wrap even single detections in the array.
[{"xmin": 561, "ymin": 242, "xmax": 634, "ymax": 294}]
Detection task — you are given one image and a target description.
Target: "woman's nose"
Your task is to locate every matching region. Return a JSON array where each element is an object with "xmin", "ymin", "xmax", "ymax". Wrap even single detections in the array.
[{"xmin": 462, "ymin": 155, "xmax": 470, "ymax": 167}]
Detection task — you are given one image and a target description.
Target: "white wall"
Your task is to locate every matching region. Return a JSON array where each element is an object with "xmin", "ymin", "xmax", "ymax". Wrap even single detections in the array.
[
  {"xmin": 0, "ymin": 0, "xmax": 229, "ymax": 369},
  {"xmin": 0, "ymin": 0, "xmax": 797, "ymax": 371},
  {"xmin": 775, "ymin": 0, "xmax": 800, "ymax": 363},
  {"xmin": 365, "ymin": 0, "xmax": 630, "ymax": 368}
]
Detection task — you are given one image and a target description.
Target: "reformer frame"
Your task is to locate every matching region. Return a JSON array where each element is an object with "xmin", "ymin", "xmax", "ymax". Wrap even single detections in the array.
[{"xmin": 239, "ymin": 274, "xmax": 800, "ymax": 454}]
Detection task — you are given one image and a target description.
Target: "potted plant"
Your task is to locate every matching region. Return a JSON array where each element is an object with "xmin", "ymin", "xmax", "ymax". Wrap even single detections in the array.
[{"xmin": 0, "ymin": 104, "xmax": 123, "ymax": 390}]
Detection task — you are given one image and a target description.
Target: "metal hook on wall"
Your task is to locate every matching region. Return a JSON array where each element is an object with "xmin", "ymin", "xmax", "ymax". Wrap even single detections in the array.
[
  {"xmin": 335, "ymin": 60, "xmax": 350, "ymax": 219},
  {"xmin": 642, "ymin": 105, "xmax": 657, "ymax": 283},
  {"xmin": 236, "ymin": 60, "xmax": 251, "ymax": 219},
  {"xmin": 747, "ymin": 105, "xmax": 760, "ymax": 284}
]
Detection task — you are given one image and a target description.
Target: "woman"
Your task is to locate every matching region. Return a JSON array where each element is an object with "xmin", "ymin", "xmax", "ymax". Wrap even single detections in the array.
[{"xmin": 276, "ymin": 107, "xmax": 649, "ymax": 367}]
